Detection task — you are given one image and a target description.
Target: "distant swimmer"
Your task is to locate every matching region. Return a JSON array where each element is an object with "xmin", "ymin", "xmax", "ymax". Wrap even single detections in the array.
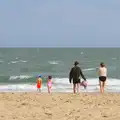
[
  {"xmin": 98, "ymin": 62, "xmax": 107, "ymax": 93},
  {"xmin": 36, "ymin": 75, "xmax": 42, "ymax": 92},
  {"xmin": 69, "ymin": 61, "xmax": 86, "ymax": 93},
  {"xmin": 47, "ymin": 75, "xmax": 52, "ymax": 93}
]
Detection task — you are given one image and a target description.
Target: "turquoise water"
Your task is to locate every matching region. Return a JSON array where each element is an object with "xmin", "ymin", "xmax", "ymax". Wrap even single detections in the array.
[{"xmin": 0, "ymin": 48, "xmax": 120, "ymax": 92}]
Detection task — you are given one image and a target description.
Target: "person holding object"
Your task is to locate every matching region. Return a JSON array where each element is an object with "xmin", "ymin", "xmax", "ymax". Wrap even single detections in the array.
[{"xmin": 69, "ymin": 61, "xmax": 86, "ymax": 93}]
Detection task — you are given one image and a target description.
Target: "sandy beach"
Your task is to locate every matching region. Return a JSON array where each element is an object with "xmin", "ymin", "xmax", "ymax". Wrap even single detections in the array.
[{"xmin": 0, "ymin": 92, "xmax": 120, "ymax": 120}]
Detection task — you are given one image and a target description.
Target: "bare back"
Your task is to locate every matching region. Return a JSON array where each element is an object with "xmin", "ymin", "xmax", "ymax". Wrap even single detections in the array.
[{"xmin": 98, "ymin": 67, "xmax": 107, "ymax": 77}]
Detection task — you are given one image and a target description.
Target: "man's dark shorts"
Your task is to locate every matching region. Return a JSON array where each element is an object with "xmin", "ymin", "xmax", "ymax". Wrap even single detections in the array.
[{"xmin": 73, "ymin": 79, "xmax": 81, "ymax": 84}]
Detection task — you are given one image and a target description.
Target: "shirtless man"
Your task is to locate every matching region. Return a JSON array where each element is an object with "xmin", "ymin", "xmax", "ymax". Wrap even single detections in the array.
[{"xmin": 98, "ymin": 62, "xmax": 107, "ymax": 93}]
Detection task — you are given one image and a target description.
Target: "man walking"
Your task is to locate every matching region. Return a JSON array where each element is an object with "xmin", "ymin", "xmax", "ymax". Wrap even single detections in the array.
[{"xmin": 69, "ymin": 61, "xmax": 86, "ymax": 93}]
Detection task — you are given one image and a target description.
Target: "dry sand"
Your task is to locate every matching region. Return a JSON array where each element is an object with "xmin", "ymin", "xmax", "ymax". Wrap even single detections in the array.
[{"xmin": 0, "ymin": 92, "xmax": 120, "ymax": 120}]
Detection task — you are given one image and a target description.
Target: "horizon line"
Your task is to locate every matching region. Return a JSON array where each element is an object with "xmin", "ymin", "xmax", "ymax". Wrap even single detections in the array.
[{"xmin": 0, "ymin": 46, "xmax": 120, "ymax": 48}]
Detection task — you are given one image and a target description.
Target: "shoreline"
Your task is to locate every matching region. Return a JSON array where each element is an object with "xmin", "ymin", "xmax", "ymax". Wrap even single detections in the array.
[
  {"xmin": 0, "ymin": 90, "xmax": 119, "ymax": 93},
  {"xmin": 0, "ymin": 91, "xmax": 120, "ymax": 95}
]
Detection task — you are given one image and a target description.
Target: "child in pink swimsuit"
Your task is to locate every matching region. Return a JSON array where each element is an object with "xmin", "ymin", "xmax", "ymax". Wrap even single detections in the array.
[
  {"xmin": 47, "ymin": 76, "xmax": 52, "ymax": 93},
  {"xmin": 81, "ymin": 80, "xmax": 87, "ymax": 90}
]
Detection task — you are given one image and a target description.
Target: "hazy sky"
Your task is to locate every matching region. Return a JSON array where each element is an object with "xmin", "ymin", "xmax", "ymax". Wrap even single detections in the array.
[{"xmin": 0, "ymin": 0, "xmax": 120, "ymax": 47}]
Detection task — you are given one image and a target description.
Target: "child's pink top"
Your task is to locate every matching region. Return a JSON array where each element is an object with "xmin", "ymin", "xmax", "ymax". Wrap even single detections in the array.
[
  {"xmin": 81, "ymin": 81, "xmax": 87, "ymax": 87},
  {"xmin": 47, "ymin": 80, "xmax": 52, "ymax": 87}
]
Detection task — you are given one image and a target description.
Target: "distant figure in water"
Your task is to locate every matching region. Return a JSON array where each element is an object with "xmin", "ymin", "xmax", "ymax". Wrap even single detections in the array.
[
  {"xmin": 69, "ymin": 61, "xmax": 86, "ymax": 93},
  {"xmin": 47, "ymin": 76, "xmax": 52, "ymax": 93},
  {"xmin": 36, "ymin": 75, "xmax": 42, "ymax": 92},
  {"xmin": 98, "ymin": 62, "xmax": 107, "ymax": 93}
]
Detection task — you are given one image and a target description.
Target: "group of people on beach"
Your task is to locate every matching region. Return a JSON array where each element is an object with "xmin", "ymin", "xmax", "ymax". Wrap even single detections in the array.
[
  {"xmin": 36, "ymin": 61, "xmax": 107, "ymax": 93},
  {"xmin": 69, "ymin": 61, "xmax": 107, "ymax": 93},
  {"xmin": 36, "ymin": 75, "xmax": 52, "ymax": 93}
]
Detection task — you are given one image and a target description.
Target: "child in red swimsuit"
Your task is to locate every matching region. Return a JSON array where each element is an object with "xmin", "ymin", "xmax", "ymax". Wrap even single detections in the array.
[{"xmin": 36, "ymin": 76, "xmax": 42, "ymax": 92}]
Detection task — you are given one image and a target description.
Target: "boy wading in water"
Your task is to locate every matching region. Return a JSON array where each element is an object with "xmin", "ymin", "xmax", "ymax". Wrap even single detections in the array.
[
  {"xmin": 98, "ymin": 62, "xmax": 107, "ymax": 93},
  {"xmin": 69, "ymin": 61, "xmax": 86, "ymax": 93}
]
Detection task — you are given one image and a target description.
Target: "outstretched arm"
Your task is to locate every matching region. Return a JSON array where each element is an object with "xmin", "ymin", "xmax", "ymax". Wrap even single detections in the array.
[{"xmin": 80, "ymin": 68, "xmax": 86, "ymax": 81}]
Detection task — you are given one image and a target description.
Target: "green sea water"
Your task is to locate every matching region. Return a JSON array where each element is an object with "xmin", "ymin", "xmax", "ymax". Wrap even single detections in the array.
[{"xmin": 0, "ymin": 48, "xmax": 119, "ymax": 83}]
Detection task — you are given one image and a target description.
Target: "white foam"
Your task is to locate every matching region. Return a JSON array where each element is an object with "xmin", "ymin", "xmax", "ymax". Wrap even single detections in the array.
[
  {"xmin": 80, "ymin": 52, "xmax": 84, "ymax": 55},
  {"xmin": 0, "ymin": 84, "xmax": 36, "ymax": 92},
  {"xmin": 112, "ymin": 58, "xmax": 117, "ymax": 60},
  {"xmin": 53, "ymin": 77, "xmax": 120, "ymax": 86},
  {"xmin": 8, "ymin": 61, "xmax": 19, "ymax": 64},
  {"xmin": 83, "ymin": 68, "xmax": 96, "ymax": 71},
  {"xmin": 0, "ymin": 77, "xmax": 120, "ymax": 92},
  {"xmin": 8, "ymin": 60, "xmax": 28, "ymax": 64},
  {"xmin": 19, "ymin": 60, "xmax": 28, "ymax": 63},
  {"xmin": 48, "ymin": 60, "xmax": 60, "ymax": 65},
  {"xmin": 9, "ymin": 75, "xmax": 32, "ymax": 80}
]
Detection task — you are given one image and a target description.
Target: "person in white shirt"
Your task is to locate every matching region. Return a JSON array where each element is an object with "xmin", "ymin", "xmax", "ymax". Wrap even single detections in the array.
[{"xmin": 98, "ymin": 62, "xmax": 107, "ymax": 93}]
